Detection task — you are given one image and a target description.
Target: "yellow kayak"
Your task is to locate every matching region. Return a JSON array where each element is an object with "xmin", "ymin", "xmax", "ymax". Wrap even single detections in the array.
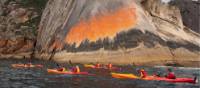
[
  {"xmin": 84, "ymin": 64, "xmax": 96, "ymax": 68},
  {"xmin": 111, "ymin": 72, "xmax": 139, "ymax": 79}
]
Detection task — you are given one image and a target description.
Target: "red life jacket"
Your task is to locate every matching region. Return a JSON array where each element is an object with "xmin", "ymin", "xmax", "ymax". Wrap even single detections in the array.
[
  {"xmin": 96, "ymin": 64, "xmax": 100, "ymax": 68},
  {"xmin": 71, "ymin": 66, "xmax": 80, "ymax": 73},
  {"xmin": 108, "ymin": 64, "xmax": 112, "ymax": 68},
  {"xmin": 140, "ymin": 70, "xmax": 147, "ymax": 78},
  {"xmin": 166, "ymin": 72, "xmax": 176, "ymax": 79}
]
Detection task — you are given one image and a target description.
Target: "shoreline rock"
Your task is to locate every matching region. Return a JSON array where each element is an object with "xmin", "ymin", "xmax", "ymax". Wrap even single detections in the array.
[{"xmin": 35, "ymin": 43, "xmax": 200, "ymax": 67}]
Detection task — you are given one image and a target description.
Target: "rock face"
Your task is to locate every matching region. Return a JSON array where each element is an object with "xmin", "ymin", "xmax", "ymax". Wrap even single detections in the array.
[
  {"xmin": 169, "ymin": 0, "xmax": 200, "ymax": 33},
  {"xmin": 0, "ymin": 0, "xmax": 47, "ymax": 58},
  {"xmin": 36, "ymin": 0, "xmax": 200, "ymax": 67}
]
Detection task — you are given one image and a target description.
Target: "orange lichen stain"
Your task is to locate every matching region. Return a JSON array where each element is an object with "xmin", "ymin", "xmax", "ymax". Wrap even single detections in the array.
[{"xmin": 65, "ymin": 7, "xmax": 137, "ymax": 46}]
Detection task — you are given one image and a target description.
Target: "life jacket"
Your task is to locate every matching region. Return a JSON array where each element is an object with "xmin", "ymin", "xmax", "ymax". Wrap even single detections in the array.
[
  {"xmin": 76, "ymin": 66, "xmax": 80, "ymax": 73},
  {"xmin": 140, "ymin": 70, "xmax": 147, "ymax": 78},
  {"xmin": 166, "ymin": 72, "xmax": 176, "ymax": 79},
  {"xmin": 72, "ymin": 66, "xmax": 80, "ymax": 73},
  {"xmin": 96, "ymin": 64, "xmax": 100, "ymax": 68},
  {"xmin": 108, "ymin": 64, "xmax": 112, "ymax": 68}
]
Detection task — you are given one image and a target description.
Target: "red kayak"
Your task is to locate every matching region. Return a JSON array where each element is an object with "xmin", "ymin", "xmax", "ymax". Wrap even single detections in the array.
[
  {"xmin": 111, "ymin": 72, "xmax": 197, "ymax": 84},
  {"xmin": 47, "ymin": 69, "xmax": 94, "ymax": 75},
  {"xmin": 12, "ymin": 64, "xmax": 43, "ymax": 68},
  {"xmin": 84, "ymin": 64, "xmax": 119, "ymax": 70},
  {"xmin": 144, "ymin": 76, "xmax": 197, "ymax": 84}
]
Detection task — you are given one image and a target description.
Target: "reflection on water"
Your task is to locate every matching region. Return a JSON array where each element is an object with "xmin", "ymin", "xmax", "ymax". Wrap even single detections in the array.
[{"xmin": 0, "ymin": 59, "xmax": 199, "ymax": 88}]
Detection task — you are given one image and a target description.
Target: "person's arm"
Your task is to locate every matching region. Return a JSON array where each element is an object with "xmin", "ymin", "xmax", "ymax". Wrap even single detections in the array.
[{"xmin": 140, "ymin": 71, "xmax": 144, "ymax": 78}]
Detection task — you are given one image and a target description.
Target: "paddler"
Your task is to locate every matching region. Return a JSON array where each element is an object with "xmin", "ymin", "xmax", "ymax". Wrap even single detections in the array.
[
  {"xmin": 56, "ymin": 64, "xmax": 67, "ymax": 72},
  {"xmin": 95, "ymin": 62, "xmax": 100, "ymax": 68},
  {"xmin": 165, "ymin": 68, "xmax": 176, "ymax": 79},
  {"xmin": 139, "ymin": 69, "xmax": 147, "ymax": 78},
  {"xmin": 107, "ymin": 63, "xmax": 112, "ymax": 69},
  {"xmin": 71, "ymin": 65, "xmax": 80, "ymax": 73},
  {"xmin": 57, "ymin": 67, "xmax": 67, "ymax": 72}
]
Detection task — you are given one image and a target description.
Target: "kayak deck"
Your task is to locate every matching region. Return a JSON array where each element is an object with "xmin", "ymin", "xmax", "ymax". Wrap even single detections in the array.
[
  {"xmin": 111, "ymin": 72, "xmax": 139, "ymax": 79},
  {"xmin": 111, "ymin": 72, "xmax": 197, "ymax": 84}
]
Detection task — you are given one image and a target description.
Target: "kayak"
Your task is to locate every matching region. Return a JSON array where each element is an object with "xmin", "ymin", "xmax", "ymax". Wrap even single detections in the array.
[
  {"xmin": 111, "ymin": 72, "xmax": 197, "ymax": 84},
  {"xmin": 84, "ymin": 64, "xmax": 96, "ymax": 68},
  {"xmin": 47, "ymin": 69, "xmax": 94, "ymax": 75},
  {"xmin": 144, "ymin": 76, "xmax": 197, "ymax": 84},
  {"xmin": 111, "ymin": 72, "xmax": 139, "ymax": 79},
  {"xmin": 11, "ymin": 64, "xmax": 43, "ymax": 68},
  {"xmin": 84, "ymin": 64, "xmax": 119, "ymax": 70}
]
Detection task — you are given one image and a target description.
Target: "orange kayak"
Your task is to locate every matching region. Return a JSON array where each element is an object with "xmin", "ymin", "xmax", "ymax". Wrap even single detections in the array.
[
  {"xmin": 111, "ymin": 72, "xmax": 197, "ymax": 84},
  {"xmin": 47, "ymin": 69, "xmax": 94, "ymax": 75},
  {"xmin": 11, "ymin": 64, "xmax": 43, "ymax": 68}
]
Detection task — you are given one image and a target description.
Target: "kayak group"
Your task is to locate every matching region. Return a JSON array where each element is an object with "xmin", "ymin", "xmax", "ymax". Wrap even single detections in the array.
[
  {"xmin": 139, "ymin": 68, "xmax": 176, "ymax": 79},
  {"xmin": 11, "ymin": 63, "xmax": 198, "ymax": 84}
]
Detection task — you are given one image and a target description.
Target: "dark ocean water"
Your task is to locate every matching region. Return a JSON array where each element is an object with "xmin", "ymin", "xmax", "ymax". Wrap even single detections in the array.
[{"xmin": 0, "ymin": 59, "xmax": 199, "ymax": 88}]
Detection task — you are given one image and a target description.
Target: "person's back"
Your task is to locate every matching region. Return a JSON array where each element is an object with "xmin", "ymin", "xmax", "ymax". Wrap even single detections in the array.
[
  {"xmin": 96, "ymin": 63, "xmax": 100, "ymax": 68},
  {"xmin": 71, "ymin": 65, "xmax": 80, "ymax": 73},
  {"xmin": 75, "ymin": 66, "xmax": 80, "ymax": 73},
  {"xmin": 107, "ymin": 63, "xmax": 112, "ymax": 68},
  {"xmin": 166, "ymin": 72, "xmax": 176, "ymax": 79},
  {"xmin": 139, "ymin": 69, "xmax": 147, "ymax": 78},
  {"xmin": 165, "ymin": 68, "xmax": 176, "ymax": 79}
]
